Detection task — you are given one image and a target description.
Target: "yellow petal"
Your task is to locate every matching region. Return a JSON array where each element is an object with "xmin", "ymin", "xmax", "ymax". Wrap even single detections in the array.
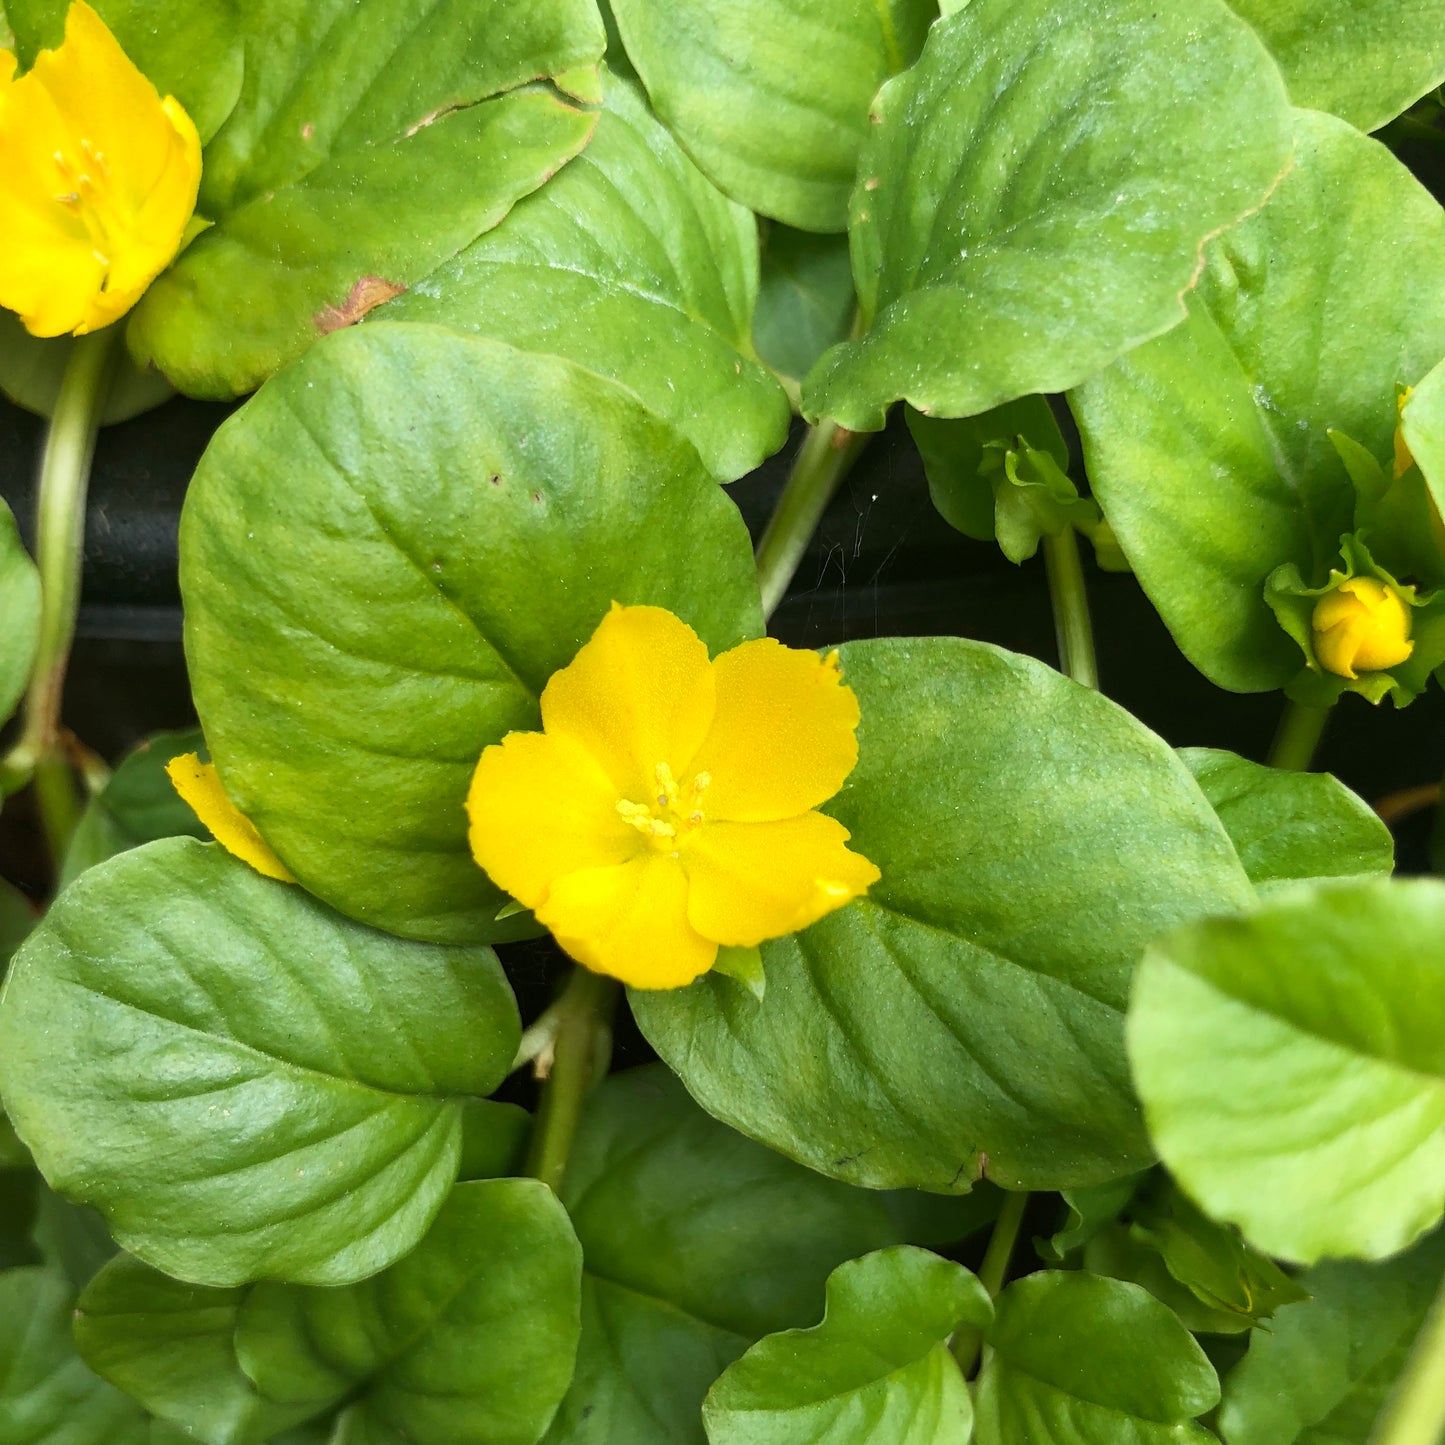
[
  {"xmin": 1311, "ymin": 576, "xmax": 1414, "ymax": 679},
  {"xmin": 537, "ymin": 854, "xmax": 716, "ymax": 990},
  {"xmin": 0, "ymin": 1, "xmax": 201, "ymax": 336},
  {"xmin": 684, "ymin": 812, "xmax": 879, "ymax": 947},
  {"xmin": 541, "ymin": 604, "xmax": 716, "ymax": 799},
  {"xmin": 165, "ymin": 753, "xmax": 295, "ymax": 883},
  {"xmin": 466, "ymin": 729, "xmax": 641, "ymax": 912},
  {"xmin": 686, "ymin": 641, "xmax": 861, "ymax": 822}
]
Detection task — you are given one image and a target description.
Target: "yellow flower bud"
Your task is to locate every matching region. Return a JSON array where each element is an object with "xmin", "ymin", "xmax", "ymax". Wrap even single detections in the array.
[{"xmin": 1311, "ymin": 576, "xmax": 1414, "ymax": 679}]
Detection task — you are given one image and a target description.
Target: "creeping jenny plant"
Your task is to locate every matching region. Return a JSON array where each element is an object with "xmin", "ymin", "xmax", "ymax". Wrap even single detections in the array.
[{"xmin": 3, "ymin": 1, "xmax": 1445, "ymax": 1443}]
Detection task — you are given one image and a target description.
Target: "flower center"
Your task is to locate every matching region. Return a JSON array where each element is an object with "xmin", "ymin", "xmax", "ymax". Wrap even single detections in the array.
[
  {"xmin": 52, "ymin": 139, "xmax": 124, "ymax": 281},
  {"xmin": 616, "ymin": 763, "xmax": 712, "ymax": 855}
]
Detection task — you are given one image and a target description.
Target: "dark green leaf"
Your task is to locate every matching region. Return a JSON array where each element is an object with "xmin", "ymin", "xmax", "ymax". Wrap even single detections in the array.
[
  {"xmin": 1129, "ymin": 877, "xmax": 1445, "ymax": 1263},
  {"xmin": 609, "ymin": 0, "xmax": 936, "ymax": 231},
  {"xmin": 633, "ymin": 637, "xmax": 1253, "ymax": 1192},
  {"xmin": 0, "ymin": 837, "xmax": 520, "ymax": 1286},
  {"xmin": 31, "ymin": 1186, "xmax": 116, "ymax": 1291},
  {"xmin": 1037, "ymin": 1172, "xmax": 1149, "ymax": 1264},
  {"xmin": 381, "ymin": 73, "xmax": 790, "ymax": 484},
  {"xmin": 803, "ymin": 0, "xmax": 1294, "ymax": 430},
  {"xmin": 754, "ymin": 227, "xmax": 856, "ymax": 387},
  {"xmin": 1181, "ymin": 748, "xmax": 1394, "ymax": 897},
  {"xmin": 0, "ymin": 875, "xmax": 35, "ymax": 973},
  {"xmin": 456, "ymin": 1099, "xmax": 531, "ymax": 1181},
  {"xmin": 703, "ymin": 1247, "xmax": 988, "ymax": 1444},
  {"xmin": 0, "ymin": 497, "xmax": 39, "ymax": 728},
  {"xmin": 181, "ymin": 325, "xmax": 761, "ymax": 944},
  {"xmin": 974, "ymin": 1272, "xmax": 1219, "ymax": 1444}
]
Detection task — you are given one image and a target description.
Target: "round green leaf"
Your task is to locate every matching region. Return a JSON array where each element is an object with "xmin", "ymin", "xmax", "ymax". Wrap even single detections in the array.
[
  {"xmin": 544, "ymin": 1066, "xmax": 910, "ymax": 1445},
  {"xmin": 1129, "ymin": 877, "xmax": 1445, "ymax": 1263},
  {"xmin": 1180, "ymin": 748, "xmax": 1394, "ymax": 898},
  {"xmin": 633, "ymin": 637, "xmax": 1254, "ymax": 1192},
  {"xmin": 974, "ymin": 1272, "xmax": 1220, "ymax": 1444},
  {"xmin": 128, "ymin": 0, "xmax": 605, "ymax": 398},
  {"xmin": 0, "ymin": 1268, "xmax": 151, "ymax": 1445},
  {"xmin": 1225, "ymin": 0, "xmax": 1445, "ymax": 132},
  {"xmin": 382, "ymin": 73, "xmax": 790, "ymax": 484},
  {"xmin": 1073, "ymin": 111, "xmax": 1445, "ymax": 692},
  {"xmin": 180, "ymin": 324, "xmax": 762, "ymax": 944},
  {"xmin": 802, "ymin": 0, "xmax": 1294, "ymax": 431},
  {"xmin": 237, "ymin": 1179, "xmax": 583, "ymax": 1445},
  {"xmin": 0, "ymin": 837, "xmax": 521, "ymax": 1287},
  {"xmin": 0, "ymin": 497, "xmax": 39, "ymax": 729},
  {"xmin": 702, "ymin": 1247, "xmax": 988, "ymax": 1445},
  {"xmin": 609, "ymin": 0, "xmax": 936, "ymax": 232}
]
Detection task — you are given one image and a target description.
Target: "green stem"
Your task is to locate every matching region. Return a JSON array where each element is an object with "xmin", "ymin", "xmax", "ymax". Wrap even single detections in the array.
[
  {"xmin": 754, "ymin": 419, "xmax": 872, "ymax": 620},
  {"xmin": 1267, "ymin": 699, "xmax": 1331, "ymax": 772},
  {"xmin": 950, "ymin": 1190, "xmax": 1029, "ymax": 1378},
  {"xmin": 525, "ymin": 966, "xmax": 618, "ymax": 1193},
  {"xmin": 4, "ymin": 327, "xmax": 120, "ymax": 862},
  {"xmin": 1370, "ymin": 1271, "xmax": 1445, "ymax": 1445},
  {"xmin": 1043, "ymin": 526, "xmax": 1098, "ymax": 689}
]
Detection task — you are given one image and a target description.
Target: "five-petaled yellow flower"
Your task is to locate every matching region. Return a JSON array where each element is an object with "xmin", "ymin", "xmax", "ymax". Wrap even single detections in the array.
[
  {"xmin": 467, "ymin": 605, "xmax": 880, "ymax": 990},
  {"xmin": 0, "ymin": 0, "xmax": 201, "ymax": 337}
]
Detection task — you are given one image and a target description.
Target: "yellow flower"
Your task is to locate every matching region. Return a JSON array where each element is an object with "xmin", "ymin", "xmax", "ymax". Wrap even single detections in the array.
[
  {"xmin": 1311, "ymin": 576, "xmax": 1414, "ymax": 679},
  {"xmin": 0, "ymin": 1, "xmax": 201, "ymax": 337},
  {"xmin": 467, "ymin": 605, "xmax": 880, "ymax": 990},
  {"xmin": 166, "ymin": 752, "xmax": 295, "ymax": 883}
]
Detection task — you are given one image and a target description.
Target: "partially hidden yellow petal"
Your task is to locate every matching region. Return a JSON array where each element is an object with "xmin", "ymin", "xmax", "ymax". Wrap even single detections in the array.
[
  {"xmin": 541, "ymin": 604, "xmax": 716, "ymax": 800},
  {"xmin": 165, "ymin": 753, "xmax": 295, "ymax": 883},
  {"xmin": 684, "ymin": 812, "xmax": 879, "ymax": 947},
  {"xmin": 467, "ymin": 730, "xmax": 641, "ymax": 913},
  {"xmin": 686, "ymin": 640, "xmax": 861, "ymax": 823},
  {"xmin": 537, "ymin": 854, "xmax": 716, "ymax": 990}
]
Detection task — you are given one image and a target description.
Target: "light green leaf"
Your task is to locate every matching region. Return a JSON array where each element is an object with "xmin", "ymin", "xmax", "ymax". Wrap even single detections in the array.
[
  {"xmin": 754, "ymin": 227, "xmax": 856, "ymax": 388},
  {"xmin": 1072, "ymin": 111, "xmax": 1445, "ymax": 692},
  {"xmin": 803, "ymin": 0, "xmax": 1294, "ymax": 431},
  {"xmin": 1129, "ymin": 877, "xmax": 1445, "ymax": 1263},
  {"xmin": 608, "ymin": 0, "xmax": 935, "ymax": 232},
  {"xmin": 544, "ymin": 1066, "xmax": 911, "ymax": 1445},
  {"xmin": 0, "ymin": 837, "xmax": 521, "ymax": 1287},
  {"xmin": 75, "ymin": 1254, "xmax": 318, "ymax": 1445},
  {"xmin": 633, "ymin": 637, "xmax": 1254, "ymax": 1192},
  {"xmin": 0, "ymin": 496, "xmax": 40, "ymax": 728},
  {"xmin": 1181, "ymin": 748, "xmax": 1394, "ymax": 897},
  {"xmin": 1219, "ymin": 1228, "xmax": 1445, "ymax": 1444},
  {"xmin": 1402, "ymin": 354, "xmax": 1445, "ymax": 528},
  {"xmin": 58, "ymin": 728, "xmax": 209, "ymax": 890},
  {"xmin": 1224, "ymin": 0, "xmax": 1445, "ymax": 132},
  {"xmin": 382, "ymin": 73, "xmax": 789, "ymax": 484},
  {"xmin": 974, "ymin": 1272, "xmax": 1219, "ymax": 1445},
  {"xmin": 236, "ymin": 1179, "xmax": 583, "ymax": 1445},
  {"xmin": 180, "ymin": 325, "xmax": 761, "ymax": 944},
  {"xmin": 128, "ymin": 0, "xmax": 604, "ymax": 398},
  {"xmin": 0, "ymin": 1268, "xmax": 151, "ymax": 1445},
  {"xmin": 703, "ymin": 1247, "xmax": 987, "ymax": 1445}
]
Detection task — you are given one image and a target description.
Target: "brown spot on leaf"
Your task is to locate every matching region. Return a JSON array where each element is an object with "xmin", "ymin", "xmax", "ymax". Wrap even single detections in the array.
[
  {"xmin": 864, "ymin": 175, "xmax": 880, "ymax": 191},
  {"xmin": 301, "ymin": 122, "xmax": 314, "ymax": 140},
  {"xmin": 315, "ymin": 277, "xmax": 407, "ymax": 334}
]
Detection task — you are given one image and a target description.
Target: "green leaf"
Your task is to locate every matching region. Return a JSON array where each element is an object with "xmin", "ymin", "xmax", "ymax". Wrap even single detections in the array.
[
  {"xmin": 32, "ymin": 1186, "xmax": 117, "ymax": 1292},
  {"xmin": 0, "ymin": 496, "xmax": 40, "ymax": 728},
  {"xmin": 457, "ymin": 1098, "xmax": 531, "ymax": 1182},
  {"xmin": 0, "ymin": 874, "xmax": 35, "ymax": 973},
  {"xmin": 974, "ymin": 1272, "xmax": 1220, "ymax": 1445},
  {"xmin": 608, "ymin": 0, "xmax": 935, "ymax": 232},
  {"xmin": 1180, "ymin": 748, "xmax": 1394, "ymax": 897},
  {"xmin": 753, "ymin": 227, "xmax": 856, "ymax": 388},
  {"xmin": 127, "ymin": 0, "xmax": 604, "ymax": 398},
  {"xmin": 0, "ymin": 1268, "xmax": 151, "ymax": 1445},
  {"xmin": 6, "ymin": 0, "xmax": 243, "ymax": 142},
  {"xmin": 0, "ymin": 836, "xmax": 521, "ymax": 1287},
  {"xmin": 1037, "ymin": 1171, "xmax": 1149, "ymax": 1264},
  {"xmin": 58, "ymin": 728, "xmax": 209, "ymax": 890},
  {"xmin": 381, "ymin": 73, "xmax": 789, "ymax": 484},
  {"xmin": 1224, "ymin": 0, "xmax": 1445, "ymax": 132},
  {"xmin": 1402, "ymin": 354, "xmax": 1445, "ymax": 529},
  {"xmin": 544, "ymin": 1066, "xmax": 911, "ymax": 1445},
  {"xmin": 633, "ymin": 637, "xmax": 1253, "ymax": 1192},
  {"xmin": 75, "ymin": 1254, "xmax": 319, "ymax": 1445},
  {"xmin": 236, "ymin": 1179, "xmax": 583, "ymax": 1445},
  {"xmin": 1072, "ymin": 111, "xmax": 1445, "ymax": 692},
  {"xmin": 802, "ymin": 0, "xmax": 1294, "ymax": 431},
  {"xmin": 1129, "ymin": 877, "xmax": 1445, "ymax": 1263},
  {"xmin": 180, "ymin": 325, "xmax": 761, "ymax": 944},
  {"xmin": 1219, "ymin": 1228, "xmax": 1445, "ymax": 1444},
  {"xmin": 703, "ymin": 1247, "xmax": 988, "ymax": 1445}
]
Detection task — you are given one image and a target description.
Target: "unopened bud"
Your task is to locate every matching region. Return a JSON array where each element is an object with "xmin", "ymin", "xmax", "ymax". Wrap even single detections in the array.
[{"xmin": 1311, "ymin": 577, "xmax": 1414, "ymax": 679}]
